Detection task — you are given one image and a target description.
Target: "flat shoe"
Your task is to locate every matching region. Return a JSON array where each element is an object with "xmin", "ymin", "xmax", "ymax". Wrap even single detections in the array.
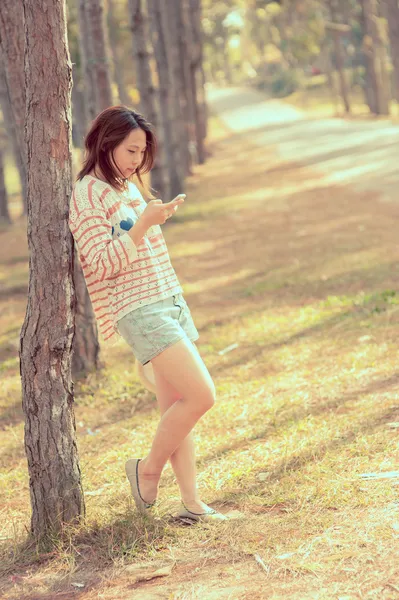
[
  {"xmin": 125, "ymin": 458, "xmax": 156, "ymax": 512},
  {"xmin": 175, "ymin": 501, "xmax": 228, "ymax": 523}
]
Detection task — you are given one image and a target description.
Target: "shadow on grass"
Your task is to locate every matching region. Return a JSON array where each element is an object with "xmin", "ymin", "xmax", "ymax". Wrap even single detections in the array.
[
  {"xmin": 195, "ymin": 372, "xmax": 399, "ymax": 499},
  {"xmin": 0, "ymin": 507, "xmax": 172, "ymax": 600}
]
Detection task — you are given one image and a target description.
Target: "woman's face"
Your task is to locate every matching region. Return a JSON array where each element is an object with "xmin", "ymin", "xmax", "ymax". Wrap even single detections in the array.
[{"xmin": 112, "ymin": 128, "xmax": 147, "ymax": 179}]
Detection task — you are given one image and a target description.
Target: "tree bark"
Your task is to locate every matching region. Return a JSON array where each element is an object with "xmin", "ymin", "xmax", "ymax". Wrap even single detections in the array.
[
  {"xmin": 129, "ymin": 0, "xmax": 166, "ymax": 198},
  {"xmin": 0, "ymin": 0, "xmax": 28, "ymax": 214},
  {"xmin": 20, "ymin": 0, "xmax": 84, "ymax": 540},
  {"xmin": 383, "ymin": 0, "xmax": 399, "ymax": 101}
]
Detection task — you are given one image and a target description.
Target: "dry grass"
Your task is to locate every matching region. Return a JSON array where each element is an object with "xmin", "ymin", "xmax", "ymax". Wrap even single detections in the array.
[{"xmin": 0, "ymin": 111, "xmax": 399, "ymax": 599}]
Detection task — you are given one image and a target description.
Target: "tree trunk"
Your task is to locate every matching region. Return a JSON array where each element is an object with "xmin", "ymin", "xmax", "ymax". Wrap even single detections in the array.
[
  {"xmin": 374, "ymin": 2, "xmax": 391, "ymax": 112},
  {"xmin": 71, "ymin": 69, "xmax": 87, "ymax": 149},
  {"xmin": 186, "ymin": 0, "xmax": 207, "ymax": 164},
  {"xmin": 359, "ymin": 0, "xmax": 379, "ymax": 111},
  {"xmin": 129, "ymin": 0, "xmax": 166, "ymax": 198},
  {"xmin": 77, "ymin": 0, "xmax": 97, "ymax": 124},
  {"xmin": 360, "ymin": 0, "xmax": 390, "ymax": 114},
  {"xmin": 20, "ymin": 0, "xmax": 84, "ymax": 540},
  {"xmin": 147, "ymin": 0, "xmax": 184, "ymax": 198},
  {"xmin": 0, "ymin": 66, "xmax": 12, "ymax": 224},
  {"xmin": 177, "ymin": 0, "xmax": 198, "ymax": 171},
  {"xmin": 328, "ymin": 1, "xmax": 351, "ymax": 113},
  {"xmin": 86, "ymin": 0, "xmax": 114, "ymax": 112},
  {"xmin": 72, "ymin": 248, "xmax": 102, "ymax": 378},
  {"xmin": 332, "ymin": 31, "xmax": 351, "ymax": 113},
  {"xmin": 108, "ymin": 0, "xmax": 133, "ymax": 107},
  {"xmin": 162, "ymin": 2, "xmax": 191, "ymax": 178},
  {"xmin": 73, "ymin": 0, "xmax": 105, "ymax": 373},
  {"xmin": 0, "ymin": 0, "xmax": 28, "ymax": 214},
  {"xmin": 0, "ymin": 143, "xmax": 11, "ymax": 225},
  {"xmin": 384, "ymin": 0, "xmax": 399, "ymax": 101}
]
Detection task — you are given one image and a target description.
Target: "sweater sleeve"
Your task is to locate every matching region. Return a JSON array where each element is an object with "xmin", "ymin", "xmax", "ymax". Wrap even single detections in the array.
[{"xmin": 69, "ymin": 183, "xmax": 138, "ymax": 282}]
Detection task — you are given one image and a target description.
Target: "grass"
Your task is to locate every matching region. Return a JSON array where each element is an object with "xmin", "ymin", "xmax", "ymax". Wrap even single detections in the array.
[{"xmin": 0, "ymin": 110, "xmax": 399, "ymax": 599}]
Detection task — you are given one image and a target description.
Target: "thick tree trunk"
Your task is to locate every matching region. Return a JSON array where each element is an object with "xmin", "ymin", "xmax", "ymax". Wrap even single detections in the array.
[
  {"xmin": 86, "ymin": 0, "xmax": 114, "ymax": 112},
  {"xmin": 129, "ymin": 0, "xmax": 166, "ymax": 198},
  {"xmin": 0, "ymin": 0, "xmax": 28, "ymax": 214},
  {"xmin": 20, "ymin": 0, "xmax": 84, "ymax": 540},
  {"xmin": 147, "ymin": 0, "xmax": 184, "ymax": 198},
  {"xmin": 384, "ymin": 0, "xmax": 399, "ymax": 101}
]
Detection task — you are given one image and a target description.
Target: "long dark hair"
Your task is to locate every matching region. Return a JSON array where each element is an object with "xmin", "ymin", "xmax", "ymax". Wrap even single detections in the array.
[{"xmin": 77, "ymin": 106, "xmax": 157, "ymax": 194}]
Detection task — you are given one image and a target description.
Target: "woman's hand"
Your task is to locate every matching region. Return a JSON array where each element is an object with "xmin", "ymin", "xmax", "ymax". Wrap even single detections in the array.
[{"xmin": 140, "ymin": 194, "xmax": 186, "ymax": 227}]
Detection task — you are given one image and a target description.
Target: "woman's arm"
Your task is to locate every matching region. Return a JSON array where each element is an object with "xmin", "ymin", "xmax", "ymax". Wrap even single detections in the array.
[{"xmin": 69, "ymin": 185, "xmax": 148, "ymax": 281}]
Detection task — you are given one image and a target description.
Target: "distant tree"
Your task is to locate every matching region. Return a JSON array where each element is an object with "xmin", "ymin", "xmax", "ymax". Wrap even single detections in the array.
[
  {"xmin": 383, "ymin": 0, "xmax": 399, "ymax": 102},
  {"xmin": 107, "ymin": 0, "xmax": 133, "ymax": 106},
  {"xmin": 86, "ymin": 0, "xmax": 114, "ymax": 111},
  {"xmin": 0, "ymin": 0, "xmax": 28, "ymax": 214},
  {"xmin": 0, "ymin": 64, "xmax": 12, "ymax": 224},
  {"xmin": 77, "ymin": 0, "xmax": 97, "ymax": 123},
  {"xmin": 20, "ymin": 0, "xmax": 84, "ymax": 540},
  {"xmin": 147, "ymin": 0, "xmax": 184, "ymax": 198},
  {"xmin": 360, "ymin": 0, "xmax": 390, "ymax": 114},
  {"xmin": 187, "ymin": 0, "xmax": 208, "ymax": 151},
  {"xmin": 129, "ymin": 0, "xmax": 166, "ymax": 198},
  {"xmin": 73, "ymin": 0, "xmax": 108, "ymax": 375},
  {"xmin": 327, "ymin": 1, "xmax": 351, "ymax": 113},
  {"xmin": 0, "ymin": 132, "xmax": 10, "ymax": 224},
  {"xmin": 162, "ymin": 1, "xmax": 192, "ymax": 177}
]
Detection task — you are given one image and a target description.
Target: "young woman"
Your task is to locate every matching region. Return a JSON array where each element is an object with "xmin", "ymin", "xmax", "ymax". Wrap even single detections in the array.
[{"xmin": 69, "ymin": 106, "xmax": 227, "ymax": 523}]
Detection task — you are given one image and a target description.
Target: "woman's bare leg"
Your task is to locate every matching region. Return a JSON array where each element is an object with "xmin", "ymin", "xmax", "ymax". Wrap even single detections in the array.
[
  {"xmin": 151, "ymin": 353, "xmax": 209, "ymax": 511},
  {"xmin": 137, "ymin": 338, "xmax": 215, "ymax": 504}
]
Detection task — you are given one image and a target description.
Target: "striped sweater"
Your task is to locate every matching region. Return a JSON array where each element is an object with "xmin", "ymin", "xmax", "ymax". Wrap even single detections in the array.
[{"xmin": 68, "ymin": 174, "xmax": 182, "ymax": 347}]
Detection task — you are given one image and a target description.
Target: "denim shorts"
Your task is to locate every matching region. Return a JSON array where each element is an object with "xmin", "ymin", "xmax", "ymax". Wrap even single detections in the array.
[{"xmin": 116, "ymin": 293, "xmax": 200, "ymax": 365}]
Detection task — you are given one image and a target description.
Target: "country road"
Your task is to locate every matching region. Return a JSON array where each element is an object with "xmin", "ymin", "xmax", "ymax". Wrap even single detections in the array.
[{"xmin": 207, "ymin": 86, "xmax": 399, "ymax": 202}]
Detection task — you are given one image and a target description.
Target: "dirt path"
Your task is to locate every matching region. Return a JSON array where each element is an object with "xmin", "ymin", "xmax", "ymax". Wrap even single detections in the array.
[{"xmin": 207, "ymin": 85, "xmax": 399, "ymax": 202}]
